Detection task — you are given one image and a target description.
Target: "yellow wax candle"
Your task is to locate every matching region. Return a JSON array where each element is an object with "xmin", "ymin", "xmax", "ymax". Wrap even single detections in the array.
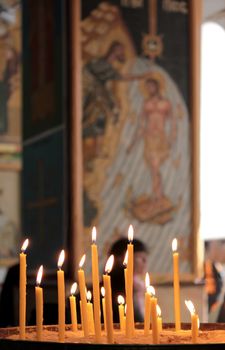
[
  {"xmin": 35, "ymin": 265, "xmax": 43, "ymax": 341},
  {"xmin": 118, "ymin": 295, "xmax": 125, "ymax": 331},
  {"xmin": 70, "ymin": 282, "xmax": 78, "ymax": 332},
  {"xmin": 78, "ymin": 254, "xmax": 89, "ymax": 337},
  {"xmin": 57, "ymin": 250, "xmax": 65, "ymax": 342},
  {"xmin": 157, "ymin": 317, "xmax": 162, "ymax": 333},
  {"xmin": 103, "ymin": 255, "xmax": 114, "ymax": 344},
  {"xmin": 172, "ymin": 238, "xmax": 181, "ymax": 331},
  {"xmin": 101, "ymin": 287, "xmax": 107, "ymax": 333},
  {"xmin": 91, "ymin": 227, "xmax": 101, "ymax": 341},
  {"xmin": 156, "ymin": 304, "xmax": 162, "ymax": 333},
  {"xmin": 185, "ymin": 300, "xmax": 199, "ymax": 344},
  {"xmin": 144, "ymin": 273, "xmax": 151, "ymax": 336},
  {"xmin": 150, "ymin": 288, "xmax": 159, "ymax": 344},
  {"xmin": 19, "ymin": 238, "xmax": 29, "ymax": 340},
  {"xmin": 87, "ymin": 291, "xmax": 95, "ymax": 333},
  {"xmin": 126, "ymin": 225, "xmax": 135, "ymax": 338},
  {"xmin": 124, "ymin": 304, "xmax": 127, "ymax": 330},
  {"xmin": 123, "ymin": 250, "xmax": 128, "ymax": 297},
  {"xmin": 191, "ymin": 313, "xmax": 199, "ymax": 343},
  {"xmin": 80, "ymin": 300, "xmax": 83, "ymax": 330}
]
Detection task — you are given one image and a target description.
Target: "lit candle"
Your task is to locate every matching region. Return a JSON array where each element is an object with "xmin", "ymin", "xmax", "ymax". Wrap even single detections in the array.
[
  {"xmin": 101, "ymin": 287, "xmax": 107, "ymax": 333},
  {"xmin": 144, "ymin": 272, "xmax": 151, "ymax": 336},
  {"xmin": 123, "ymin": 250, "xmax": 128, "ymax": 297},
  {"xmin": 185, "ymin": 300, "xmax": 199, "ymax": 343},
  {"xmin": 57, "ymin": 250, "xmax": 65, "ymax": 342},
  {"xmin": 78, "ymin": 254, "xmax": 89, "ymax": 337},
  {"xmin": 126, "ymin": 225, "xmax": 135, "ymax": 338},
  {"xmin": 69, "ymin": 282, "xmax": 78, "ymax": 332},
  {"xmin": 156, "ymin": 304, "xmax": 162, "ymax": 333},
  {"xmin": 103, "ymin": 255, "xmax": 114, "ymax": 343},
  {"xmin": 91, "ymin": 227, "xmax": 101, "ymax": 341},
  {"xmin": 172, "ymin": 238, "xmax": 181, "ymax": 331},
  {"xmin": 35, "ymin": 265, "xmax": 43, "ymax": 341},
  {"xmin": 118, "ymin": 295, "xmax": 125, "ymax": 331},
  {"xmin": 150, "ymin": 286, "xmax": 159, "ymax": 344},
  {"xmin": 87, "ymin": 290, "xmax": 95, "ymax": 333},
  {"xmin": 19, "ymin": 238, "xmax": 29, "ymax": 340}
]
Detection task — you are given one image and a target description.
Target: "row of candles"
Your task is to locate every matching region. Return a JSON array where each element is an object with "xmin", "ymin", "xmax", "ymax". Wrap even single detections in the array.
[{"xmin": 19, "ymin": 225, "xmax": 199, "ymax": 344}]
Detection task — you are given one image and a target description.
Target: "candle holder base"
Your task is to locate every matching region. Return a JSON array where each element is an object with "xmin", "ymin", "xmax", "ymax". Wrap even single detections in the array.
[{"xmin": 1, "ymin": 323, "xmax": 225, "ymax": 348}]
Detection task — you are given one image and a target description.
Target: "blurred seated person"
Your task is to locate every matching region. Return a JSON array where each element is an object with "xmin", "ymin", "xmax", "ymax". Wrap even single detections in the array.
[
  {"xmin": 107, "ymin": 237, "xmax": 148, "ymax": 323},
  {"xmin": 204, "ymin": 240, "xmax": 225, "ymax": 322}
]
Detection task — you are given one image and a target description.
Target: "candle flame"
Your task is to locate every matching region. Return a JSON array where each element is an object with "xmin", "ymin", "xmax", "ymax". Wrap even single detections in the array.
[
  {"xmin": 118, "ymin": 295, "xmax": 125, "ymax": 305},
  {"xmin": 21, "ymin": 238, "xmax": 29, "ymax": 253},
  {"xmin": 145, "ymin": 272, "xmax": 150, "ymax": 289},
  {"xmin": 185, "ymin": 300, "xmax": 195, "ymax": 315},
  {"xmin": 101, "ymin": 286, "xmax": 105, "ymax": 297},
  {"xmin": 79, "ymin": 254, "xmax": 86, "ymax": 268},
  {"xmin": 92, "ymin": 226, "xmax": 97, "ymax": 243},
  {"xmin": 156, "ymin": 304, "xmax": 161, "ymax": 317},
  {"xmin": 123, "ymin": 250, "xmax": 128, "ymax": 266},
  {"xmin": 87, "ymin": 290, "xmax": 92, "ymax": 302},
  {"xmin": 147, "ymin": 285, "xmax": 155, "ymax": 296},
  {"xmin": 36, "ymin": 265, "xmax": 43, "ymax": 286},
  {"xmin": 71, "ymin": 282, "xmax": 77, "ymax": 295},
  {"xmin": 172, "ymin": 238, "xmax": 178, "ymax": 252},
  {"xmin": 57, "ymin": 250, "xmax": 65, "ymax": 269},
  {"xmin": 128, "ymin": 224, "xmax": 134, "ymax": 242},
  {"xmin": 105, "ymin": 255, "xmax": 114, "ymax": 274}
]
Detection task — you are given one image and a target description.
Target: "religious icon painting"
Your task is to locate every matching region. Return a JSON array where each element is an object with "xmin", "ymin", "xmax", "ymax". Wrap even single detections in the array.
[
  {"xmin": 0, "ymin": 0, "xmax": 21, "ymax": 138},
  {"xmin": 76, "ymin": 0, "xmax": 200, "ymax": 281}
]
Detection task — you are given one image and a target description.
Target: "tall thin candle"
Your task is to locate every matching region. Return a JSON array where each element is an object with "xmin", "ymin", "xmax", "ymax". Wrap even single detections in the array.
[
  {"xmin": 150, "ymin": 286, "xmax": 159, "ymax": 344},
  {"xmin": 35, "ymin": 265, "xmax": 43, "ymax": 341},
  {"xmin": 69, "ymin": 282, "xmax": 78, "ymax": 332},
  {"xmin": 78, "ymin": 254, "xmax": 89, "ymax": 337},
  {"xmin": 87, "ymin": 291, "xmax": 95, "ymax": 333},
  {"xmin": 126, "ymin": 225, "xmax": 135, "ymax": 337},
  {"xmin": 57, "ymin": 250, "xmax": 65, "ymax": 342},
  {"xmin": 172, "ymin": 238, "xmax": 181, "ymax": 331},
  {"xmin": 19, "ymin": 238, "xmax": 29, "ymax": 340},
  {"xmin": 144, "ymin": 273, "xmax": 151, "ymax": 336},
  {"xmin": 157, "ymin": 304, "xmax": 162, "ymax": 333},
  {"xmin": 103, "ymin": 255, "xmax": 114, "ymax": 343},
  {"xmin": 91, "ymin": 227, "xmax": 101, "ymax": 341},
  {"xmin": 123, "ymin": 250, "xmax": 128, "ymax": 297},
  {"xmin": 185, "ymin": 300, "xmax": 199, "ymax": 343},
  {"xmin": 118, "ymin": 295, "xmax": 125, "ymax": 331},
  {"xmin": 101, "ymin": 287, "xmax": 107, "ymax": 332}
]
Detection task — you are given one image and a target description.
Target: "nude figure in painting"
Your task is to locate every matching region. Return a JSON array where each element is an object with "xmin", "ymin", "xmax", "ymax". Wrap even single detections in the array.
[
  {"xmin": 129, "ymin": 75, "xmax": 177, "ymax": 224},
  {"xmin": 142, "ymin": 77, "xmax": 176, "ymax": 201}
]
